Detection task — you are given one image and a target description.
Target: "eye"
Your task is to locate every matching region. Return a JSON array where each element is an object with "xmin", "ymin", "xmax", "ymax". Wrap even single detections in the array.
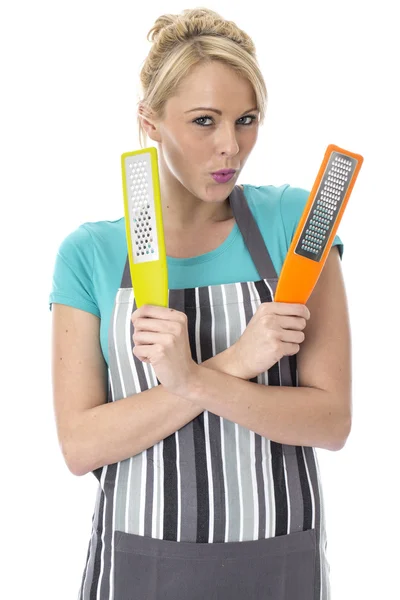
[
  {"xmin": 193, "ymin": 116, "xmax": 214, "ymax": 126},
  {"xmin": 193, "ymin": 114, "xmax": 258, "ymax": 127},
  {"xmin": 238, "ymin": 115, "xmax": 258, "ymax": 125}
]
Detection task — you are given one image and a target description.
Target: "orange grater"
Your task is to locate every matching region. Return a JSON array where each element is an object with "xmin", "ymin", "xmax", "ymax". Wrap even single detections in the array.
[{"xmin": 275, "ymin": 144, "xmax": 363, "ymax": 304}]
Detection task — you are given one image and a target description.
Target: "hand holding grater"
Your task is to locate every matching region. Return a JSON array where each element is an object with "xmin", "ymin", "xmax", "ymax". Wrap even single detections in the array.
[
  {"xmin": 275, "ymin": 144, "xmax": 363, "ymax": 304},
  {"xmin": 121, "ymin": 147, "xmax": 168, "ymax": 308}
]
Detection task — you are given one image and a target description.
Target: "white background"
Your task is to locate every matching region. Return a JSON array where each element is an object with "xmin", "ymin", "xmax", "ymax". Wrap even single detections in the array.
[{"xmin": 1, "ymin": 1, "xmax": 399, "ymax": 598}]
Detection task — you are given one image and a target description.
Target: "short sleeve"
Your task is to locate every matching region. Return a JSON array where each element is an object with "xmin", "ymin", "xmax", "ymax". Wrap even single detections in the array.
[
  {"xmin": 279, "ymin": 186, "xmax": 344, "ymax": 259},
  {"xmin": 49, "ymin": 224, "xmax": 100, "ymax": 317}
]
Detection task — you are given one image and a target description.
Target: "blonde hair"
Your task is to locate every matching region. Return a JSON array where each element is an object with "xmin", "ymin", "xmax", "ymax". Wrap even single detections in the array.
[{"xmin": 137, "ymin": 7, "xmax": 267, "ymax": 148}]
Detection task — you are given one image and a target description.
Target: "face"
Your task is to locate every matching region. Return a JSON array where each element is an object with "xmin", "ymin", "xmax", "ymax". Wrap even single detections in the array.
[{"xmin": 142, "ymin": 61, "xmax": 260, "ymax": 202}]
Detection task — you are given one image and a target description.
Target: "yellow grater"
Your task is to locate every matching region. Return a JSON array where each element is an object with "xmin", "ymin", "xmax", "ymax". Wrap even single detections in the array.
[{"xmin": 121, "ymin": 147, "xmax": 168, "ymax": 308}]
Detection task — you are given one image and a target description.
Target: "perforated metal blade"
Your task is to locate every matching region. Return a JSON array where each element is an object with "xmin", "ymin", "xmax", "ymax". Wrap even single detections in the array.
[
  {"xmin": 295, "ymin": 152, "xmax": 358, "ymax": 262},
  {"xmin": 123, "ymin": 151, "xmax": 160, "ymax": 263}
]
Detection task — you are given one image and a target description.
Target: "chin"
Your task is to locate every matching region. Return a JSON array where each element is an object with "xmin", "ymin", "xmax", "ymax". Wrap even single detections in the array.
[
  {"xmin": 204, "ymin": 185, "xmax": 235, "ymax": 200},
  {"xmin": 184, "ymin": 176, "xmax": 237, "ymax": 202}
]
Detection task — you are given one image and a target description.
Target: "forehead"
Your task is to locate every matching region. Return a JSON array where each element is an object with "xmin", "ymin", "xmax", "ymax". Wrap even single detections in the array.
[{"xmin": 167, "ymin": 61, "xmax": 256, "ymax": 113}]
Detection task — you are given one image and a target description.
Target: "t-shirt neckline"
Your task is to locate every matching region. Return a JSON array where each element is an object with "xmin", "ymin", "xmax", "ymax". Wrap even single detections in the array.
[{"xmin": 166, "ymin": 184, "xmax": 246, "ymax": 267}]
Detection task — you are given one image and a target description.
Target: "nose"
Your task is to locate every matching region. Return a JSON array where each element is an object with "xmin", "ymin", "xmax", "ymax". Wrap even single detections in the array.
[{"xmin": 216, "ymin": 123, "xmax": 240, "ymax": 157}]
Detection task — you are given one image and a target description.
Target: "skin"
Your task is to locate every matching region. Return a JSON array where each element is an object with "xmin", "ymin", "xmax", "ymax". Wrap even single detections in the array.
[
  {"xmin": 52, "ymin": 60, "xmax": 351, "ymax": 476},
  {"xmin": 141, "ymin": 60, "xmax": 259, "ymax": 231}
]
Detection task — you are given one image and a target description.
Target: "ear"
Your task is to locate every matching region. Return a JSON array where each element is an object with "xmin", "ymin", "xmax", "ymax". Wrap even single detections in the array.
[{"xmin": 138, "ymin": 104, "xmax": 162, "ymax": 143}]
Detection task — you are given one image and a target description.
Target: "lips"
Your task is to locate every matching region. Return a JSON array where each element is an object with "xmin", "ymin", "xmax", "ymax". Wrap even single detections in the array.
[
  {"xmin": 212, "ymin": 169, "xmax": 237, "ymax": 175},
  {"xmin": 211, "ymin": 171, "xmax": 236, "ymax": 183}
]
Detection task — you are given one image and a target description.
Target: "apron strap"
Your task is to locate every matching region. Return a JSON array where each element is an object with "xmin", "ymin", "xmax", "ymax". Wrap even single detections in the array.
[
  {"xmin": 229, "ymin": 185, "xmax": 278, "ymax": 281},
  {"xmin": 121, "ymin": 253, "xmax": 132, "ymax": 288},
  {"xmin": 229, "ymin": 186, "xmax": 294, "ymax": 387}
]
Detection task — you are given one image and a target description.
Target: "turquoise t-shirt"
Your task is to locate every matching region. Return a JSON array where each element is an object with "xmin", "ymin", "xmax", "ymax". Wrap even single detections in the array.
[{"xmin": 49, "ymin": 184, "xmax": 343, "ymax": 366}]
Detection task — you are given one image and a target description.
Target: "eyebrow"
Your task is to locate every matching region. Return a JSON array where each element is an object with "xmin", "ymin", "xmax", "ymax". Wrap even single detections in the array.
[{"xmin": 184, "ymin": 106, "xmax": 259, "ymax": 115}]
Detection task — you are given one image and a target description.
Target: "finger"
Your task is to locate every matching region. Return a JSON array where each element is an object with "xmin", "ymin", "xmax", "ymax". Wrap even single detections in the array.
[
  {"xmin": 133, "ymin": 331, "xmax": 176, "ymax": 347},
  {"xmin": 131, "ymin": 305, "xmax": 170, "ymax": 324},
  {"xmin": 270, "ymin": 302, "xmax": 310, "ymax": 320},
  {"xmin": 280, "ymin": 329, "xmax": 305, "ymax": 344},
  {"xmin": 278, "ymin": 316, "xmax": 308, "ymax": 331},
  {"xmin": 132, "ymin": 345, "xmax": 152, "ymax": 362},
  {"xmin": 132, "ymin": 305, "xmax": 185, "ymax": 324},
  {"xmin": 133, "ymin": 316, "xmax": 182, "ymax": 335},
  {"xmin": 282, "ymin": 342, "xmax": 301, "ymax": 356},
  {"xmin": 133, "ymin": 331, "xmax": 162, "ymax": 345}
]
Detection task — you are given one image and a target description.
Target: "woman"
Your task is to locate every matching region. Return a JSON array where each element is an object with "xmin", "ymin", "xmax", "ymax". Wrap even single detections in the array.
[{"xmin": 50, "ymin": 8, "xmax": 351, "ymax": 599}]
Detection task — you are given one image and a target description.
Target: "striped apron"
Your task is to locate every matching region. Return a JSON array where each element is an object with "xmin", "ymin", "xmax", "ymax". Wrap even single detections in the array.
[{"xmin": 79, "ymin": 185, "xmax": 330, "ymax": 599}]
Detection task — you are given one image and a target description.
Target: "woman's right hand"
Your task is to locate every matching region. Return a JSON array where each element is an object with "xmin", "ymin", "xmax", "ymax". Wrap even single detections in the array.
[{"xmin": 230, "ymin": 302, "xmax": 310, "ymax": 380}]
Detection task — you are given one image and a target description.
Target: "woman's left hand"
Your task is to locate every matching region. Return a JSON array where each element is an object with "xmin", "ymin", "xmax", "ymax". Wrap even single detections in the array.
[{"xmin": 131, "ymin": 304, "xmax": 200, "ymax": 397}]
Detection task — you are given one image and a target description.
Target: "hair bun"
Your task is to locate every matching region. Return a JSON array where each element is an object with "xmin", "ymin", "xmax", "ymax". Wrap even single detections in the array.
[
  {"xmin": 147, "ymin": 14, "xmax": 177, "ymax": 43},
  {"xmin": 147, "ymin": 8, "xmax": 229, "ymax": 45}
]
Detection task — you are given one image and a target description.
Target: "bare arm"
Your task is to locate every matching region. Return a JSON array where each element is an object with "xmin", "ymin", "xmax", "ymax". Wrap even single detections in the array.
[
  {"xmin": 51, "ymin": 305, "xmax": 239, "ymax": 477},
  {"xmin": 181, "ymin": 247, "xmax": 352, "ymax": 451}
]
